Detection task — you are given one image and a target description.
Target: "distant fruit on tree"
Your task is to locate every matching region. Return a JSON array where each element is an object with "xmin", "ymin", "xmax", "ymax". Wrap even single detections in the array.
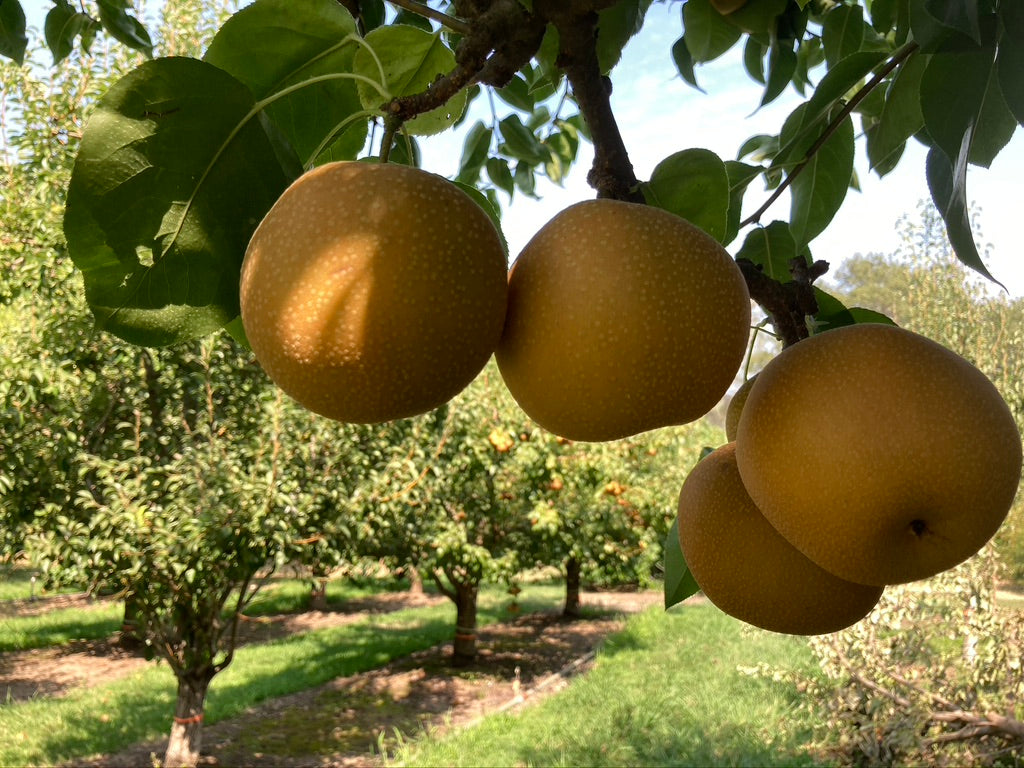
[
  {"xmin": 735, "ymin": 323, "xmax": 1023, "ymax": 586},
  {"xmin": 240, "ymin": 161, "xmax": 508, "ymax": 423},
  {"xmin": 496, "ymin": 199, "xmax": 751, "ymax": 442},
  {"xmin": 677, "ymin": 443, "xmax": 884, "ymax": 635}
]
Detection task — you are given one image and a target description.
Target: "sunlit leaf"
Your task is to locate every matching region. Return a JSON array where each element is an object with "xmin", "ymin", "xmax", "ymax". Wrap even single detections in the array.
[
  {"xmin": 204, "ymin": 0, "xmax": 367, "ymax": 166},
  {"xmin": 789, "ymin": 114, "xmax": 855, "ymax": 248},
  {"xmin": 735, "ymin": 221, "xmax": 800, "ymax": 282},
  {"xmin": 643, "ymin": 149, "xmax": 729, "ymax": 243},
  {"xmin": 63, "ymin": 57, "xmax": 300, "ymax": 346}
]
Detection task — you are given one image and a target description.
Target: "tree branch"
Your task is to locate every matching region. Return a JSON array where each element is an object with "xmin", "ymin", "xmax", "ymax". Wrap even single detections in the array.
[
  {"xmin": 741, "ymin": 42, "xmax": 920, "ymax": 228},
  {"xmin": 738, "ymin": 257, "xmax": 828, "ymax": 347},
  {"xmin": 536, "ymin": 1, "xmax": 643, "ymax": 202},
  {"xmin": 385, "ymin": 0, "xmax": 472, "ymax": 35}
]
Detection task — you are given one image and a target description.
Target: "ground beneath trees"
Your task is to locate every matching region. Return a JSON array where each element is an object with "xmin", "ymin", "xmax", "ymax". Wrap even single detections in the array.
[{"xmin": 3, "ymin": 589, "xmax": 660, "ymax": 767}]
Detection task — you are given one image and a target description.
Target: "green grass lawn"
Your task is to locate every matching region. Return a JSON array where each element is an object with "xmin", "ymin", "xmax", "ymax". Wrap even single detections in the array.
[
  {"xmin": 389, "ymin": 603, "xmax": 830, "ymax": 768},
  {"xmin": 0, "ymin": 584, "xmax": 563, "ymax": 766},
  {"xmin": 0, "ymin": 566, "xmax": 77, "ymax": 602}
]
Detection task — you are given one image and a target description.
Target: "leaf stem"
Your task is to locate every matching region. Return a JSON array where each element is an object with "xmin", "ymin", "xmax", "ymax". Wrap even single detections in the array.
[
  {"xmin": 740, "ymin": 41, "xmax": 920, "ymax": 228},
  {"xmin": 385, "ymin": 0, "xmax": 472, "ymax": 36}
]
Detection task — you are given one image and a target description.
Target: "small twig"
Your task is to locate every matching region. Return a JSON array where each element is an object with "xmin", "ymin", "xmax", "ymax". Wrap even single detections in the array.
[
  {"xmin": 386, "ymin": 0, "xmax": 472, "ymax": 35},
  {"xmin": 741, "ymin": 41, "xmax": 920, "ymax": 228}
]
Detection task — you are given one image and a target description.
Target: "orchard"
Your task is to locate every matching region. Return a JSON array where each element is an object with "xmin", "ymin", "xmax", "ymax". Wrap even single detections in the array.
[{"xmin": 2, "ymin": 0, "xmax": 1024, "ymax": 765}]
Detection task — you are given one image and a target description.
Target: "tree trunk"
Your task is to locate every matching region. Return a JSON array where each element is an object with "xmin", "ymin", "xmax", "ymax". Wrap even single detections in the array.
[
  {"xmin": 119, "ymin": 594, "xmax": 144, "ymax": 650},
  {"xmin": 453, "ymin": 581, "xmax": 479, "ymax": 666},
  {"xmin": 309, "ymin": 578, "xmax": 328, "ymax": 611},
  {"xmin": 564, "ymin": 556, "xmax": 582, "ymax": 618},
  {"xmin": 407, "ymin": 566, "xmax": 424, "ymax": 596},
  {"xmin": 164, "ymin": 673, "xmax": 213, "ymax": 768}
]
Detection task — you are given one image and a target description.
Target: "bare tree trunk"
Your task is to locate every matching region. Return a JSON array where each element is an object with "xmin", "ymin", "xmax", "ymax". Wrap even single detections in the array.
[
  {"xmin": 407, "ymin": 566, "xmax": 424, "ymax": 596},
  {"xmin": 564, "ymin": 556, "xmax": 582, "ymax": 618},
  {"xmin": 164, "ymin": 673, "xmax": 213, "ymax": 768},
  {"xmin": 309, "ymin": 578, "xmax": 328, "ymax": 611},
  {"xmin": 119, "ymin": 594, "xmax": 144, "ymax": 650},
  {"xmin": 453, "ymin": 581, "xmax": 479, "ymax": 666}
]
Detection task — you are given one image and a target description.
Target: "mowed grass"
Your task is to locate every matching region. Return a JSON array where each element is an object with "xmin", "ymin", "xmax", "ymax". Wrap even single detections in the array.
[
  {"xmin": 0, "ymin": 602, "xmax": 123, "ymax": 652},
  {"xmin": 0, "ymin": 585, "xmax": 563, "ymax": 766},
  {"xmin": 0, "ymin": 567, "xmax": 77, "ymax": 602},
  {"xmin": 390, "ymin": 604, "xmax": 829, "ymax": 768}
]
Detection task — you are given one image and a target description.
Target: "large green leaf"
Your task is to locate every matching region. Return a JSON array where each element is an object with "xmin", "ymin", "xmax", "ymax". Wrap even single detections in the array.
[
  {"xmin": 63, "ymin": 57, "xmax": 301, "ymax": 346},
  {"xmin": 998, "ymin": 2, "xmax": 1024, "ymax": 125},
  {"xmin": 867, "ymin": 50, "xmax": 926, "ymax": 174},
  {"xmin": 759, "ymin": 40, "xmax": 797, "ymax": 109},
  {"xmin": 0, "ymin": 0, "xmax": 27, "ymax": 64},
  {"xmin": 95, "ymin": 0, "xmax": 152, "ymax": 56},
  {"xmin": 44, "ymin": 0, "xmax": 98, "ymax": 65},
  {"xmin": 664, "ymin": 517, "xmax": 700, "ymax": 610},
  {"xmin": 789, "ymin": 114, "xmax": 855, "ymax": 248},
  {"xmin": 821, "ymin": 4, "xmax": 865, "ymax": 67},
  {"xmin": 642, "ymin": 149, "xmax": 729, "ymax": 243},
  {"xmin": 921, "ymin": 42, "xmax": 1016, "ymax": 169},
  {"xmin": 926, "ymin": 141, "xmax": 1003, "ymax": 287},
  {"xmin": 682, "ymin": 0, "xmax": 742, "ymax": 63},
  {"xmin": 352, "ymin": 25, "xmax": 466, "ymax": 136},
  {"xmin": 204, "ymin": 0, "xmax": 367, "ymax": 166}
]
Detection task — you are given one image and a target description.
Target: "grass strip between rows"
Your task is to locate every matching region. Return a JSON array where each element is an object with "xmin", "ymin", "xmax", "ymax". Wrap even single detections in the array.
[
  {"xmin": 0, "ymin": 585, "xmax": 564, "ymax": 766},
  {"xmin": 389, "ymin": 604, "xmax": 828, "ymax": 767}
]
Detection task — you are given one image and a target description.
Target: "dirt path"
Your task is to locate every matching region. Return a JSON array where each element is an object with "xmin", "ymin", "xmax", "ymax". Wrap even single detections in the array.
[
  {"xmin": 66, "ymin": 590, "xmax": 661, "ymax": 767},
  {"xmin": 0, "ymin": 591, "xmax": 447, "ymax": 703}
]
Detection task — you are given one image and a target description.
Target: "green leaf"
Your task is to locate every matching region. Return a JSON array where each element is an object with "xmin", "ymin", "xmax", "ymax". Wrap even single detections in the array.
[
  {"xmin": 44, "ymin": 0, "xmax": 96, "ymax": 65},
  {"xmin": 720, "ymin": 0, "xmax": 788, "ymax": 35},
  {"xmin": 870, "ymin": 0, "xmax": 899, "ymax": 34},
  {"xmin": 822, "ymin": 4, "xmax": 865, "ymax": 67},
  {"xmin": 867, "ymin": 50, "xmax": 926, "ymax": 174},
  {"xmin": 642, "ymin": 149, "xmax": 729, "ymax": 243},
  {"xmin": 724, "ymin": 160, "xmax": 762, "ymax": 245},
  {"xmin": 789, "ymin": 114, "xmax": 855, "ymax": 248},
  {"xmin": 498, "ymin": 114, "xmax": 549, "ymax": 164},
  {"xmin": 671, "ymin": 36, "xmax": 702, "ymax": 91},
  {"xmin": 663, "ymin": 517, "xmax": 699, "ymax": 610},
  {"xmin": 486, "ymin": 157, "xmax": 515, "ymax": 199},
  {"xmin": 455, "ymin": 121, "xmax": 492, "ymax": 185},
  {"xmin": 759, "ymin": 40, "xmax": 797, "ymax": 108},
  {"xmin": 908, "ymin": 0, "xmax": 984, "ymax": 52},
  {"xmin": 0, "ymin": 0, "xmax": 27, "ymax": 64},
  {"xmin": 743, "ymin": 36, "xmax": 767, "ymax": 84},
  {"xmin": 926, "ymin": 142, "xmax": 1004, "ymax": 287},
  {"xmin": 921, "ymin": 42, "xmax": 1016, "ymax": 169},
  {"xmin": 735, "ymin": 221, "xmax": 799, "ymax": 282},
  {"xmin": 924, "ymin": 0, "xmax": 982, "ymax": 44},
  {"xmin": 683, "ymin": 0, "xmax": 742, "ymax": 63},
  {"xmin": 495, "ymin": 74, "xmax": 535, "ymax": 112},
  {"xmin": 596, "ymin": 0, "xmax": 654, "ymax": 73},
  {"xmin": 204, "ymin": 0, "xmax": 366, "ymax": 166},
  {"xmin": 394, "ymin": 9, "xmax": 433, "ymax": 31},
  {"xmin": 998, "ymin": 2, "xmax": 1024, "ymax": 125},
  {"xmin": 63, "ymin": 57, "xmax": 300, "ymax": 346},
  {"xmin": 773, "ymin": 51, "xmax": 887, "ymax": 170},
  {"xmin": 96, "ymin": 0, "xmax": 153, "ymax": 56},
  {"xmin": 812, "ymin": 288, "xmax": 898, "ymax": 332},
  {"xmin": 353, "ymin": 26, "xmax": 467, "ymax": 136}
]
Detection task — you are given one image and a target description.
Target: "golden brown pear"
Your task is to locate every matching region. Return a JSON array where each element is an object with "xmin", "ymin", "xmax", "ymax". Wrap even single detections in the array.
[
  {"xmin": 735, "ymin": 323, "xmax": 1023, "ymax": 586},
  {"xmin": 496, "ymin": 199, "xmax": 751, "ymax": 441},
  {"xmin": 725, "ymin": 374, "xmax": 757, "ymax": 442},
  {"xmin": 240, "ymin": 161, "xmax": 508, "ymax": 423},
  {"xmin": 677, "ymin": 443, "xmax": 883, "ymax": 635}
]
